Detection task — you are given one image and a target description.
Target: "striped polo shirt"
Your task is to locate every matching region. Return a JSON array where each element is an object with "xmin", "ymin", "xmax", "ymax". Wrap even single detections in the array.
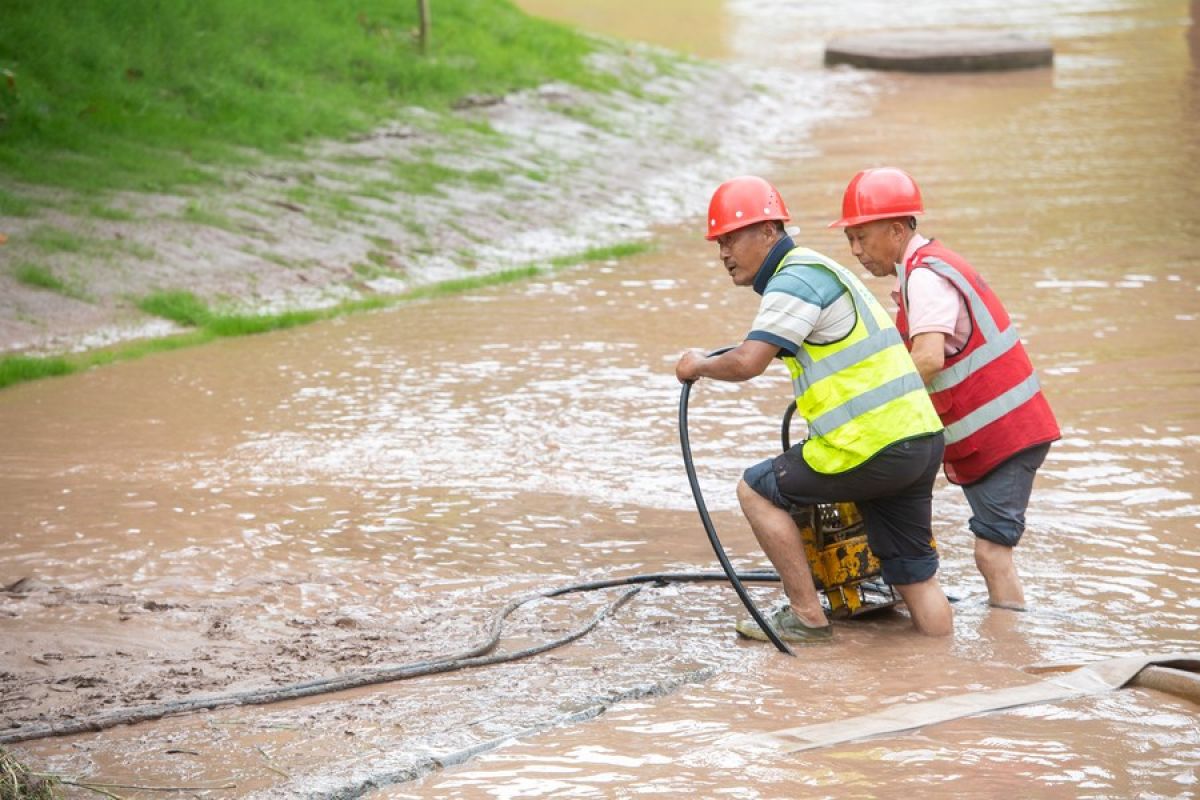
[{"xmin": 747, "ymin": 235, "xmax": 857, "ymax": 355}]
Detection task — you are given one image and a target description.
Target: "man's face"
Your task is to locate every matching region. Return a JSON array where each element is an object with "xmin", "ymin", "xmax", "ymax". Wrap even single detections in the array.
[
  {"xmin": 715, "ymin": 223, "xmax": 774, "ymax": 286},
  {"xmin": 844, "ymin": 219, "xmax": 903, "ymax": 277}
]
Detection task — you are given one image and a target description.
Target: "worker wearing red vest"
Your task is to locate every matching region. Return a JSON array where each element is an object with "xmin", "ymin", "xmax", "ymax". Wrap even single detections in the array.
[{"xmin": 831, "ymin": 167, "xmax": 1060, "ymax": 610}]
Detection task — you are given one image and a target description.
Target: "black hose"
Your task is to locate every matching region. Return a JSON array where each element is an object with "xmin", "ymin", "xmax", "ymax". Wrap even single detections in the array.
[
  {"xmin": 1, "ymin": 360, "xmax": 803, "ymax": 743},
  {"xmin": 678, "ymin": 347, "xmax": 794, "ymax": 656},
  {"xmin": 0, "ymin": 571, "xmax": 780, "ymax": 745},
  {"xmin": 543, "ymin": 571, "xmax": 779, "ymax": 595},
  {"xmin": 781, "ymin": 400, "xmax": 798, "ymax": 451}
]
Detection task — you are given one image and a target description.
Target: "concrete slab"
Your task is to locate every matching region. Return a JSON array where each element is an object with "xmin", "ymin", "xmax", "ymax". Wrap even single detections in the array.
[{"xmin": 825, "ymin": 30, "xmax": 1053, "ymax": 73}]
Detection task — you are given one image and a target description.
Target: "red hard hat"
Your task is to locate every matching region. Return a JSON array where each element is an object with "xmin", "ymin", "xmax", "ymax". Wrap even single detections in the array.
[
  {"xmin": 828, "ymin": 167, "xmax": 924, "ymax": 228},
  {"xmin": 705, "ymin": 176, "xmax": 790, "ymax": 240}
]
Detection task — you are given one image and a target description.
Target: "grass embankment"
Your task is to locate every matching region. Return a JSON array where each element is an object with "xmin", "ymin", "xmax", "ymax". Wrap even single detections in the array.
[
  {"xmin": 0, "ymin": 0, "xmax": 609, "ymax": 193},
  {"xmin": 0, "ymin": 0, "xmax": 655, "ymax": 390},
  {"xmin": 0, "ymin": 242, "xmax": 649, "ymax": 390}
]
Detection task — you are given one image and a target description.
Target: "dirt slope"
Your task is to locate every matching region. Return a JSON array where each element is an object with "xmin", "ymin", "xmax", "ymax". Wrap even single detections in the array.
[{"xmin": 0, "ymin": 47, "xmax": 772, "ymax": 358}]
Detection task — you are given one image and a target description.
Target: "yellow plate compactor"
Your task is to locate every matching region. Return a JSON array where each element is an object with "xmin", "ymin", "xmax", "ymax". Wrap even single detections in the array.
[
  {"xmin": 781, "ymin": 402, "xmax": 899, "ymax": 619},
  {"xmin": 791, "ymin": 500, "xmax": 899, "ymax": 619}
]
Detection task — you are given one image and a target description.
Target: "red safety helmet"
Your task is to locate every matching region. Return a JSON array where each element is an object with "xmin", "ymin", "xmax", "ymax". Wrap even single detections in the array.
[
  {"xmin": 705, "ymin": 176, "xmax": 790, "ymax": 240},
  {"xmin": 828, "ymin": 167, "xmax": 924, "ymax": 228}
]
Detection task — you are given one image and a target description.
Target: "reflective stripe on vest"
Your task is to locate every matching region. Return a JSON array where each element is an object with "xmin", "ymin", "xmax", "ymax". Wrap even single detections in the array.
[
  {"xmin": 942, "ymin": 369, "xmax": 1044, "ymax": 445},
  {"xmin": 775, "ymin": 248, "xmax": 941, "ymax": 471},
  {"xmin": 900, "ymin": 255, "xmax": 1044, "ymax": 444},
  {"xmin": 808, "ymin": 371, "xmax": 927, "ymax": 438},
  {"xmin": 898, "ymin": 241, "xmax": 1059, "ymax": 484},
  {"xmin": 900, "ymin": 257, "xmax": 1017, "ymax": 392},
  {"xmin": 783, "ymin": 250, "xmax": 906, "ymax": 398}
]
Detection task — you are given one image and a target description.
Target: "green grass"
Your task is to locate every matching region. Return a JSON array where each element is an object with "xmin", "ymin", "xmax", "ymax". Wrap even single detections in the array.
[
  {"xmin": 391, "ymin": 158, "xmax": 472, "ymax": 196},
  {"xmin": 353, "ymin": 261, "xmax": 401, "ymax": 281},
  {"xmin": 137, "ymin": 290, "xmax": 211, "ymax": 326},
  {"xmin": 0, "ymin": 2, "xmax": 668, "ymax": 391},
  {"xmin": 1, "ymin": 241, "xmax": 654, "ymax": 390},
  {"xmin": 19, "ymin": 223, "xmax": 153, "ymax": 261},
  {"xmin": 0, "ymin": 0, "xmax": 609, "ymax": 195},
  {"xmin": 13, "ymin": 262, "xmax": 70, "ymax": 293},
  {"xmin": 85, "ymin": 203, "xmax": 136, "ymax": 221},
  {"xmin": 0, "ymin": 190, "xmax": 35, "ymax": 216},
  {"xmin": 26, "ymin": 225, "xmax": 88, "ymax": 253},
  {"xmin": 548, "ymin": 241, "xmax": 650, "ymax": 267},
  {"xmin": 182, "ymin": 202, "xmax": 238, "ymax": 231},
  {"xmin": 0, "ymin": 354, "xmax": 74, "ymax": 389}
]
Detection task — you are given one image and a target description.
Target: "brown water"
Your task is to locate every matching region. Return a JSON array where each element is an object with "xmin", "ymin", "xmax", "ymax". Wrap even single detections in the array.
[{"xmin": 3, "ymin": 1, "xmax": 1199, "ymax": 797}]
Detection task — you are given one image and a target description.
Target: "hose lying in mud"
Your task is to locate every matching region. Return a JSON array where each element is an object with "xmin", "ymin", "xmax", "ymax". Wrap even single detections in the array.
[{"xmin": 0, "ymin": 570, "xmax": 779, "ymax": 746}]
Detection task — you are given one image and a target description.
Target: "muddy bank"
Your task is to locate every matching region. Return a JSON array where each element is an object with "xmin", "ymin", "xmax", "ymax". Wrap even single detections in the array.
[{"xmin": 0, "ymin": 44, "xmax": 818, "ymax": 359}]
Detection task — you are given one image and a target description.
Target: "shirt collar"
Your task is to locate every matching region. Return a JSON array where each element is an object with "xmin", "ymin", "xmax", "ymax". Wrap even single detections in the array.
[
  {"xmin": 900, "ymin": 233, "xmax": 930, "ymax": 271},
  {"xmin": 893, "ymin": 233, "xmax": 931, "ymax": 292},
  {"xmin": 752, "ymin": 234, "xmax": 796, "ymax": 295}
]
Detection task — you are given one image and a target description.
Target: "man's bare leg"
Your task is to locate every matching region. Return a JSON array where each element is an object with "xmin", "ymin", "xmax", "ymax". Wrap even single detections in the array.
[
  {"xmin": 736, "ymin": 479, "xmax": 827, "ymax": 628},
  {"xmin": 894, "ymin": 576, "xmax": 954, "ymax": 636},
  {"xmin": 975, "ymin": 538, "xmax": 1026, "ymax": 609}
]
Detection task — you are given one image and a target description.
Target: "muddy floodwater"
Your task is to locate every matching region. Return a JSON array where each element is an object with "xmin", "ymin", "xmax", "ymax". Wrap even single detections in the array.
[{"xmin": 3, "ymin": 1, "xmax": 1199, "ymax": 798}]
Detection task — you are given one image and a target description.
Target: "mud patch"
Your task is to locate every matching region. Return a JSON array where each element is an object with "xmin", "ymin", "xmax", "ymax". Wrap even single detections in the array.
[{"xmin": 1, "ymin": 571, "xmax": 761, "ymax": 797}]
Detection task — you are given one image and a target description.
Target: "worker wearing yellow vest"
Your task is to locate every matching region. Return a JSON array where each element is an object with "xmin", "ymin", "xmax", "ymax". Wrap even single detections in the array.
[
  {"xmin": 831, "ymin": 167, "xmax": 1061, "ymax": 610},
  {"xmin": 675, "ymin": 176, "xmax": 953, "ymax": 640}
]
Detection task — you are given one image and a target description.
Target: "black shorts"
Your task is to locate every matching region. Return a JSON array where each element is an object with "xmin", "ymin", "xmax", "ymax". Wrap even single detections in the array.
[{"xmin": 743, "ymin": 433, "xmax": 946, "ymax": 585}]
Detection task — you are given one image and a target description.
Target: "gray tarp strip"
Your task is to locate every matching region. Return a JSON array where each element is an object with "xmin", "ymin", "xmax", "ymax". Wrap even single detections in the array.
[{"xmin": 728, "ymin": 652, "xmax": 1200, "ymax": 755}]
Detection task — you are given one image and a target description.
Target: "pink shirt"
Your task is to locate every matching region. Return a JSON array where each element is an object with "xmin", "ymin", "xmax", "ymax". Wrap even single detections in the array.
[{"xmin": 890, "ymin": 234, "xmax": 971, "ymax": 356}]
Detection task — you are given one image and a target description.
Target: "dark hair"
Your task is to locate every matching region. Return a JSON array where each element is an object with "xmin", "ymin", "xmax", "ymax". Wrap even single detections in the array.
[{"xmin": 908, "ymin": 216, "xmax": 918, "ymax": 230}]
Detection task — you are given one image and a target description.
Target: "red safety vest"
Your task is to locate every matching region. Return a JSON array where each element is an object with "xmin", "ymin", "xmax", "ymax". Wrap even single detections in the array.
[{"xmin": 896, "ymin": 240, "xmax": 1060, "ymax": 485}]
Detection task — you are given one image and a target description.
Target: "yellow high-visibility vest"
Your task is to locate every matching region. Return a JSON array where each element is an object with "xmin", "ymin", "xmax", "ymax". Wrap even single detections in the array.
[{"xmin": 776, "ymin": 247, "xmax": 943, "ymax": 474}]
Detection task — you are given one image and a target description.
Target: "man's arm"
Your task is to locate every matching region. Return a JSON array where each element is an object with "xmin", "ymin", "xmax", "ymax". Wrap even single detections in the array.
[
  {"xmin": 905, "ymin": 267, "xmax": 962, "ymax": 385},
  {"xmin": 675, "ymin": 339, "xmax": 779, "ymax": 384},
  {"xmin": 909, "ymin": 331, "xmax": 945, "ymax": 385}
]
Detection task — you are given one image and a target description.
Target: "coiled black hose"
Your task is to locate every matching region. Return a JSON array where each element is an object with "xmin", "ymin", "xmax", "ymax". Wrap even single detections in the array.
[{"xmin": 0, "ymin": 571, "xmax": 781, "ymax": 744}]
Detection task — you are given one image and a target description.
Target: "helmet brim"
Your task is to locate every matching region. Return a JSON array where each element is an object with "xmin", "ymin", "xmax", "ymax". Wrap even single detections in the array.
[{"xmin": 828, "ymin": 210, "xmax": 924, "ymax": 229}]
